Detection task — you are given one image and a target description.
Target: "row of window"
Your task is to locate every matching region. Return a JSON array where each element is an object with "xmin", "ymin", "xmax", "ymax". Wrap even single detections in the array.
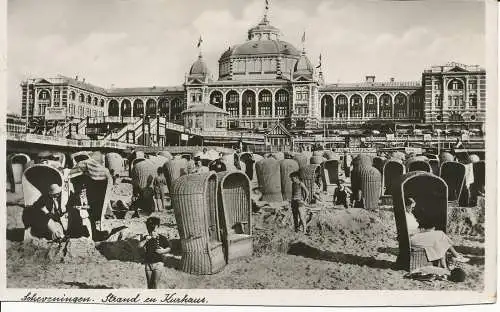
[
  {"xmin": 433, "ymin": 79, "xmax": 478, "ymax": 90},
  {"xmin": 209, "ymin": 90, "xmax": 290, "ymax": 105},
  {"xmin": 433, "ymin": 94, "xmax": 477, "ymax": 108}
]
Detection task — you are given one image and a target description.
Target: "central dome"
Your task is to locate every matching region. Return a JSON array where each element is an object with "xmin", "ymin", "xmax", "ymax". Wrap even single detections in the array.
[
  {"xmin": 189, "ymin": 55, "xmax": 209, "ymax": 76},
  {"xmin": 231, "ymin": 40, "xmax": 300, "ymax": 57}
]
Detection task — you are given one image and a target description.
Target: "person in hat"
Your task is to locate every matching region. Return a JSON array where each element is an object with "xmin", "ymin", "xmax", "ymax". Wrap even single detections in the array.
[
  {"xmin": 28, "ymin": 183, "xmax": 66, "ymax": 241},
  {"xmin": 138, "ymin": 217, "xmax": 171, "ymax": 289}
]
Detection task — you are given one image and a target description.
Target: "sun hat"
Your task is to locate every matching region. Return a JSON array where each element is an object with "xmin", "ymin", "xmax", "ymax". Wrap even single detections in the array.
[{"xmin": 48, "ymin": 183, "xmax": 62, "ymax": 195}]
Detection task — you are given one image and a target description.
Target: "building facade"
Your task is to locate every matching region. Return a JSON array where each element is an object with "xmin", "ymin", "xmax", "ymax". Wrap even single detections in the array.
[{"xmin": 19, "ymin": 5, "xmax": 486, "ymax": 140}]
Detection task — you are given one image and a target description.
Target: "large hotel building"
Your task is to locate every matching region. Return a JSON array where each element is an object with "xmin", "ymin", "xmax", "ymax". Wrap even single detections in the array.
[{"xmin": 18, "ymin": 6, "xmax": 486, "ymax": 149}]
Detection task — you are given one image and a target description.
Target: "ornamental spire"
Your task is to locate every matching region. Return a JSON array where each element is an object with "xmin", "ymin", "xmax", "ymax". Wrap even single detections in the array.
[{"xmin": 264, "ymin": 0, "xmax": 270, "ymax": 22}]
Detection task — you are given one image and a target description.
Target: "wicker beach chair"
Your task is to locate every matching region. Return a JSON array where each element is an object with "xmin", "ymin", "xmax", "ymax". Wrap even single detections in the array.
[
  {"xmin": 322, "ymin": 150, "xmax": 335, "ymax": 160},
  {"xmin": 428, "ymin": 159, "xmax": 440, "ymax": 176},
  {"xmin": 157, "ymin": 150, "xmax": 173, "ymax": 161},
  {"xmin": 70, "ymin": 151, "xmax": 91, "ymax": 167},
  {"xmin": 21, "ymin": 164, "xmax": 70, "ymax": 240},
  {"xmin": 322, "ymin": 159, "xmax": 339, "ymax": 193},
  {"xmin": 131, "ymin": 159, "xmax": 156, "ymax": 196},
  {"xmin": 300, "ymin": 164, "xmax": 321, "ymax": 204},
  {"xmin": 105, "ymin": 152, "xmax": 125, "ymax": 177},
  {"xmin": 171, "ymin": 172, "xmax": 226, "ymax": 274},
  {"xmin": 280, "ymin": 159, "xmax": 300, "ymax": 201},
  {"xmin": 310, "ymin": 155, "xmax": 325, "ymax": 165},
  {"xmin": 406, "ymin": 160, "xmax": 431, "ymax": 173},
  {"xmin": 383, "ymin": 160, "xmax": 405, "ymax": 196},
  {"xmin": 256, "ymin": 158, "xmax": 283, "ymax": 202},
  {"xmin": 52, "ymin": 152, "xmax": 66, "ymax": 168},
  {"xmin": 439, "ymin": 152, "xmax": 455, "ymax": 163},
  {"xmin": 393, "ymin": 171, "xmax": 448, "ymax": 271},
  {"xmin": 293, "ymin": 153, "xmax": 309, "ymax": 169},
  {"xmin": 216, "ymin": 171, "xmax": 252, "ymax": 262},
  {"xmin": 163, "ymin": 159, "xmax": 187, "ymax": 193},
  {"xmin": 359, "ymin": 166, "xmax": 382, "ymax": 211},
  {"xmin": 8, "ymin": 153, "xmax": 31, "ymax": 193},
  {"xmin": 372, "ymin": 156, "xmax": 385, "ymax": 175},
  {"xmin": 440, "ymin": 161, "xmax": 466, "ymax": 204}
]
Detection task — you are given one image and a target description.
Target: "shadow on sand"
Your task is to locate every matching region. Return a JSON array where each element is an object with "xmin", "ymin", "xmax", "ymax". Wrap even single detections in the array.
[
  {"xmin": 288, "ymin": 241, "xmax": 397, "ymax": 270},
  {"xmin": 63, "ymin": 281, "xmax": 113, "ymax": 289}
]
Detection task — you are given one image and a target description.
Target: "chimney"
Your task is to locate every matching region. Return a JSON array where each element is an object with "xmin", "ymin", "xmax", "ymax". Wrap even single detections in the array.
[
  {"xmin": 390, "ymin": 77, "xmax": 395, "ymax": 82},
  {"xmin": 82, "ymin": 78, "xmax": 86, "ymax": 83},
  {"xmin": 75, "ymin": 75, "xmax": 78, "ymax": 81},
  {"xmin": 365, "ymin": 75, "xmax": 375, "ymax": 83}
]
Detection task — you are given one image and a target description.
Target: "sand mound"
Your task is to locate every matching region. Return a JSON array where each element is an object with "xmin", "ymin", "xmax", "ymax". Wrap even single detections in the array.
[{"xmin": 10, "ymin": 237, "xmax": 105, "ymax": 264}]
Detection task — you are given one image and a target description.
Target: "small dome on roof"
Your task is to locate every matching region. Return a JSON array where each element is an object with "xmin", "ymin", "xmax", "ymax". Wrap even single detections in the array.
[
  {"xmin": 294, "ymin": 52, "xmax": 313, "ymax": 74},
  {"xmin": 189, "ymin": 54, "xmax": 210, "ymax": 76}
]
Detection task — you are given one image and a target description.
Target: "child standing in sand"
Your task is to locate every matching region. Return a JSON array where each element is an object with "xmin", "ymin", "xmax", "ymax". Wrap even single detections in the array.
[
  {"xmin": 138, "ymin": 217, "xmax": 171, "ymax": 289},
  {"xmin": 333, "ymin": 180, "xmax": 351, "ymax": 208},
  {"xmin": 290, "ymin": 172, "xmax": 309, "ymax": 232}
]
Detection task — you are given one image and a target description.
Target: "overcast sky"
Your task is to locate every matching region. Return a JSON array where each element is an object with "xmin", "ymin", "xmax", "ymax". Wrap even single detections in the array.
[{"xmin": 7, "ymin": 0, "xmax": 485, "ymax": 114}]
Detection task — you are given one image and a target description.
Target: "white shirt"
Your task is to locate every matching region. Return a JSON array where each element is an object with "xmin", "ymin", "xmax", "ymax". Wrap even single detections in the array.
[{"xmin": 406, "ymin": 212, "xmax": 419, "ymax": 236}]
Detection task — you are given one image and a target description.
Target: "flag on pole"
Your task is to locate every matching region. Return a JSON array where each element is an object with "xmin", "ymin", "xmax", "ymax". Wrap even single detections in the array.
[
  {"xmin": 265, "ymin": 0, "xmax": 269, "ymax": 10},
  {"xmin": 316, "ymin": 54, "xmax": 322, "ymax": 68},
  {"xmin": 301, "ymin": 31, "xmax": 306, "ymax": 43},
  {"xmin": 197, "ymin": 36, "xmax": 203, "ymax": 48}
]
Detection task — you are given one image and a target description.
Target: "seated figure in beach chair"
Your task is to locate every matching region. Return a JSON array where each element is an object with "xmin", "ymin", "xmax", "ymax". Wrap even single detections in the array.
[
  {"xmin": 393, "ymin": 171, "xmax": 463, "ymax": 271},
  {"xmin": 404, "ymin": 197, "xmax": 469, "ymax": 269},
  {"xmin": 22, "ymin": 164, "xmax": 70, "ymax": 241}
]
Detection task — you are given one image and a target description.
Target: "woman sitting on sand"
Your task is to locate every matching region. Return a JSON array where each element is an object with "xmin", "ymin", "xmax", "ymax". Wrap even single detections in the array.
[{"xmin": 405, "ymin": 197, "xmax": 469, "ymax": 268}]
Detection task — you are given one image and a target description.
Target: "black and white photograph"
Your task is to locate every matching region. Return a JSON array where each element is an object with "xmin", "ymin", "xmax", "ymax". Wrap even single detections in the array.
[{"xmin": 1, "ymin": 0, "xmax": 497, "ymax": 307}]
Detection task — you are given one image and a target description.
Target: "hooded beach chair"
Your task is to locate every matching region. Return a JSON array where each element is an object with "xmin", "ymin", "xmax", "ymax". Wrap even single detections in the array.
[
  {"xmin": 428, "ymin": 159, "xmax": 440, "ymax": 176},
  {"xmin": 171, "ymin": 172, "xmax": 226, "ymax": 274},
  {"xmin": 216, "ymin": 171, "xmax": 252, "ymax": 262},
  {"xmin": 406, "ymin": 159, "xmax": 431, "ymax": 173},
  {"xmin": 7, "ymin": 153, "xmax": 31, "ymax": 193},
  {"xmin": 382, "ymin": 160, "xmax": 405, "ymax": 200},
  {"xmin": 439, "ymin": 161, "xmax": 466, "ymax": 205},
  {"xmin": 322, "ymin": 159, "xmax": 339, "ymax": 193},
  {"xmin": 21, "ymin": 164, "xmax": 70, "ymax": 241},
  {"xmin": 393, "ymin": 171, "xmax": 448, "ymax": 271}
]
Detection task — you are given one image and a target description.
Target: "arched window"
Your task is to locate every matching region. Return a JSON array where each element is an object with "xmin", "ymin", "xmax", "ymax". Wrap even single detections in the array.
[
  {"xmin": 379, "ymin": 94, "xmax": 392, "ymax": 118},
  {"xmin": 38, "ymin": 90, "xmax": 50, "ymax": 100},
  {"xmin": 133, "ymin": 99, "xmax": 144, "ymax": 117},
  {"xmin": 70, "ymin": 91, "xmax": 76, "ymax": 100},
  {"xmin": 321, "ymin": 95, "xmax": 334, "ymax": 118},
  {"xmin": 108, "ymin": 100, "xmax": 119, "ymax": 116},
  {"xmin": 93, "ymin": 97, "xmax": 98, "ymax": 106},
  {"xmin": 210, "ymin": 91, "xmax": 223, "ymax": 109},
  {"xmin": 79, "ymin": 93, "xmax": 85, "ymax": 102},
  {"xmin": 350, "ymin": 94, "xmax": 362, "ymax": 118},
  {"xmin": 394, "ymin": 93, "xmax": 408, "ymax": 118},
  {"xmin": 171, "ymin": 98, "xmax": 183, "ymax": 122},
  {"xmin": 448, "ymin": 79, "xmax": 464, "ymax": 90},
  {"xmin": 335, "ymin": 95, "xmax": 348, "ymax": 118},
  {"xmin": 121, "ymin": 99, "xmax": 132, "ymax": 116},
  {"xmin": 434, "ymin": 95, "xmax": 442, "ymax": 108},
  {"xmin": 242, "ymin": 90, "xmax": 256, "ymax": 116},
  {"xmin": 158, "ymin": 98, "xmax": 170, "ymax": 118},
  {"xmin": 146, "ymin": 99, "xmax": 157, "ymax": 116},
  {"xmin": 100, "ymin": 99, "xmax": 105, "ymax": 107},
  {"xmin": 470, "ymin": 94, "xmax": 477, "ymax": 108},
  {"xmin": 86, "ymin": 95, "xmax": 92, "ymax": 104},
  {"xmin": 409, "ymin": 94, "xmax": 421, "ymax": 118},
  {"xmin": 364, "ymin": 94, "xmax": 377, "ymax": 118},
  {"xmin": 226, "ymin": 90, "xmax": 240, "ymax": 117},
  {"xmin": 258, "ymin": 90, "xmax": 272, "ymax": 117},
  {"xmin": 275, "ymin": 89, "xmax": 289, "ymax": 117}
]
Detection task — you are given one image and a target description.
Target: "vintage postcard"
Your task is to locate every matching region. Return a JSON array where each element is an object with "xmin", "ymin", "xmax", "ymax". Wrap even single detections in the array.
[{"xmin": 0, "ymin": 0, "xmax": 497, "ymax": 307}]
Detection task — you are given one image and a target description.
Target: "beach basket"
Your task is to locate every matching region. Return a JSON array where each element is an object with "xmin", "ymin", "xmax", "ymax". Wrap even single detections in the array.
[
  {"xmin": 221, "ymin": 153, "xmax": 241, "ymax": 171},
  {"xmin": 52, "ymin": 152, "xmax": 66, "ymax": 168},
  {"xmin": 352, "ymin": 154, "xmax": 372, "ymax": 168},
  {"xmin": 300, "ymin": 164, "xmax": 321, "ymax": 204},
  {"xmin": 440, "ymin": 161, "xmax": 466, "ymax": 204},
  {"xmin": 428, "ymin": 159, "xmax": 440, "ymax": 176},
  {"xmin": 105, "ymin": 152, "xmax": 124, "ymax": 177},
  {"xmin": 322, "ymin": 159, "xmax": 339, "ymax": 192},
  {"xmin": 171, "ymin": 172, "xmax": 225, "ymax": 274},
  {"xmin": 293, "ymin": 153, "xmax": 309, "ymax": 169},
  {"xmin": 439, "ymin": 152, "xmax": 455, "ymax": 163},
  {"xmin": 280, "ymin": 159, "xmax": 300, "ymax": 201},
  {"xmin": 406, "ymin": 159, "xmax": 431, "ymax": 173},
  {"xmin": 310, "ymin": 155, "xmax": 325, "ymax": 165},
  {"xmin": 359, "ymin": 166, "xmax": 382, "ymax": 211},
  {"xmin": 216, "ymin": 171, "xmax": 252, "ymax": 262},
  {"xmin": 255, "ymin": 158, "xmax": 283, "ymax": 202},
  {"xmin": 22, "ymin": 164, "xmax": 70, "ymax": 240},
  {"xmin": 472, "ymin": 161, "xmax": 485, "ymax": 192},
  {"xmin": 271, "ymin": 152, "xmax": 285, "ymax": 161},
  {"xmin": 323, "ymin": 150, "xmax": 335, "ymax": 160},
  {"xmin": 393, "ymin": 171, "xmax": 448, "ymax": 271},
  {"xmin": 131, "ymin": 159, "xmax": 156, "ymax": 193},
  {"xmin": 372, "ymin": 156, "xmax": 385, "ymax": 174},
  {"xmin": 163, "ymin": 159, "xmax": 187, "ymax": 193},
  {"xmin": 71, "ymin": 151, "xmax": 91, "ymax": 167},
  {"xmin": 391, "ymin": 151, "xmax": 406, "ymax": 162},
  {"xmin": 157, "ymin": 151, "xmax": 173, "ymax": 161},
  {"xmin": 302, "ymin": 151, "xmax": 313, "ymax": 159},
  {"xmin": 468, "ymin": 154, "xmax": 480, "ymax": 163},
  {"xmin": 9, "ymin": 153, "xmax": 31, "ymax": 192},
  {"xmin": 383, "ymin": 160, "xmax": 405, "ymax": 196}
]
